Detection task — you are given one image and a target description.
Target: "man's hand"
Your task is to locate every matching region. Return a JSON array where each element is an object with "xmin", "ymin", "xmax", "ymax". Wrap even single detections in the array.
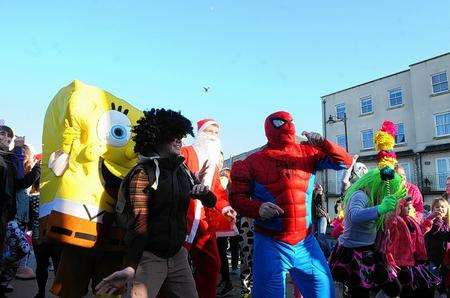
[
  {"xmin": 196, "ymin": 160, "xmax": 209, "ymax": 183},
  {"xmin": 95, "ymin": 267, "xmax": 134, "ymax": 295},
  {"xmin": 223, "ymin": 207, "xmax": 237, "ymax": 223},
  {"xmin": 351, "ymin": 154, "xmax": 359, "ymax": 167},
  {"xmin": 259, "ymin": 202, "xmax": 284, "ymax": 220},
  {"xmin": 191, "ymin": 184, "xmax": 210, "ymax": 196},
  {"xmin": 302, "ymin": 131, "xmax": 325, "ymax": 147}
]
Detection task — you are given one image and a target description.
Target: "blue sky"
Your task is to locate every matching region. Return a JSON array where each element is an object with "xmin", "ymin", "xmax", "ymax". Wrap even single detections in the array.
[{"xmin": 1, "ymin": 1, "xmax": 449, "ymax": 157}]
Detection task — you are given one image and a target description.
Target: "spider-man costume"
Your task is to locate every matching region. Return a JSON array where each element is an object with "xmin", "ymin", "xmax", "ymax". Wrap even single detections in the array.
[{"xmin": 230, "ymin": 111, "xmax": 352, "ymax": 298}]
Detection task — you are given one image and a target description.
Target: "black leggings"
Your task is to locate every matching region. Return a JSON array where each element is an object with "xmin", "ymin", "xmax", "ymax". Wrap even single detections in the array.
[{"xmin": 33, "ymin": 242, "xmax": 62, "ymax": 295}]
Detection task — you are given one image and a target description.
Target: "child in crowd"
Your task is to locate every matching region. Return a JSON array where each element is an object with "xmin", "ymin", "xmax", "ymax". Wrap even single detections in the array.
[{"xmin": 422, "ymin": 196, "xmax": 450, "ymax": 296}]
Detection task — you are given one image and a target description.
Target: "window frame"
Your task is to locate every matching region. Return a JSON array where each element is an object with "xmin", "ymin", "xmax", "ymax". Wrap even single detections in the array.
[
  {"xmin": 361, "ymin": 129, "xmax": 374, "ymax": 150},
  {"xmin": 434, "ymin": 112, "xmax": 450, "ymax": 137},
  {"xmin": 335, "ymin": 103, "xmax": 346, "ymax": 120},
  {"xmin": 388, "ymin": 87, "xmax": 403, "ymax": 108},
  {"xmin": 435, "ymin": 157, "xmax": 450, "ymax": 190},
  {"xmin": 336, "ymin": 134, "xmax": 346, "ymax": 149},
  {"xmin": 335, "ymin": 169, "xmax": 346, "ymax": 195},
  {"xmin": 360, "ymin": 96, "xmax": 373, "ymax": 115},
  {"xmin": 395, "ymin": 122, "xmax": 406, "ymax": 144},
  {"xmin": 431, "ymin": 71, "xmax": 449, "ymax": 94},
  {"xmin": 399, "ymin": 162, "xmax": 412, "ymax": 182}
]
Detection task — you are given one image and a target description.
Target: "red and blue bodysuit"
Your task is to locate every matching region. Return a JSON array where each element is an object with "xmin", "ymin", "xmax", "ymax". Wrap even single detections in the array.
[{"xmin": 230, "ymin": 111, "xmax": 352, "ymax": 298}]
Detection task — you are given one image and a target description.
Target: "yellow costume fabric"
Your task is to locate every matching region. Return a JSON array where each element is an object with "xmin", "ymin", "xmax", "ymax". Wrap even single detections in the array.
[{"xmin": 40, "ymin": 80, "xmax": 142, "ymax": 248}]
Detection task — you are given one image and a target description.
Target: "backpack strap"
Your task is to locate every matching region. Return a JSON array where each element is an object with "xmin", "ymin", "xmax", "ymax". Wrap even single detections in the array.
[{"xmin": 139, "ymin": 158, "xmax": 160, "ymax": 192}]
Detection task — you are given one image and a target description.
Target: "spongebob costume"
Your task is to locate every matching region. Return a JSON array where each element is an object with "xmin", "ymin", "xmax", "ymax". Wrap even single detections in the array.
[{"xmin": 40, "ymin": 80, "xmax": 143, "ymax": 297}]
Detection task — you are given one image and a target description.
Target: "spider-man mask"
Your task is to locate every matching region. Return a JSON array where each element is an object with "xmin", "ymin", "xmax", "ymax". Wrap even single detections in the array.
[{"xmin": 264, "ymin": 111, "xmax": 296, "ymax": 146}]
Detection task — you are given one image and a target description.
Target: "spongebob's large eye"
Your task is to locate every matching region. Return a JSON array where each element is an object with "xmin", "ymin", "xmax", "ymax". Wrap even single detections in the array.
[{"xmin": 97, "ymin": 110, "xmax": 131, "ymax": 147}]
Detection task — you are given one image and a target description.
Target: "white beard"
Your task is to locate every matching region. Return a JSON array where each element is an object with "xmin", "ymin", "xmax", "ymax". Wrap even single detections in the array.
[{"xmin": 193, "ymin": 132, "xmax": 222, "ymax": 188}]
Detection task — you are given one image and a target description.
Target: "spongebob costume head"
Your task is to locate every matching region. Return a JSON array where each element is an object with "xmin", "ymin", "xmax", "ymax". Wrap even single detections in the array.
[{"xmin": 40, "ymin": 80, "xmax": 143, "ymax": 248}]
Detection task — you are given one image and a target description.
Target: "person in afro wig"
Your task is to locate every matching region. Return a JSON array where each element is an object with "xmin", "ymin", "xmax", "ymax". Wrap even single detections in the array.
[
  {"xmin": 96, "ymin": 108, "xmax": 216, "ymax": 298},
  {"xmin": 132, "ymin": 108, "xmax": 194, "ymax": 156}
]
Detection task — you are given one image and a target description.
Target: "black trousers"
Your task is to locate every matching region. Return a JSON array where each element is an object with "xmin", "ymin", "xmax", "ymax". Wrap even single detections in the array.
[
  {"xmin": 217, "ymin": 236, "xmax": 231, "ymax": 283},
  {"xmin": 33, "ymin": 242, "xmax": 62, "ymax": 295},
  {"xmin": 229, "ymin": 235, "xmax": 239, "ymax": 270}
]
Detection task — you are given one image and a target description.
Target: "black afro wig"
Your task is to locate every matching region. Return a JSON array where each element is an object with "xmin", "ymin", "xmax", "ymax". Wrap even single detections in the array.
[{"xmin": 132, "ymin": 108, "xmax": 194, "ymax": 154}]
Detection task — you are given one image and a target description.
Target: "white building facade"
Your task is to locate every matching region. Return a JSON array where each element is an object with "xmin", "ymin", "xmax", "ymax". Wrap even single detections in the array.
[{"xmin": 321, "ymin": 53, "xmax": 450, "ymax": 215}]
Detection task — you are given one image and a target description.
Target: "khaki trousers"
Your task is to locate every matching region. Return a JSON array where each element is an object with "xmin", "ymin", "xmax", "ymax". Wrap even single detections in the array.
[{"xmin": 130, "ymin": 247, "xmax": 198, "ymax": 298}]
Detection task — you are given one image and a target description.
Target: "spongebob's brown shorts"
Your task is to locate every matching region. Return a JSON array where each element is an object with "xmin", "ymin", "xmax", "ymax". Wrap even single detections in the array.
[{"xmin": 51, "ymin": 245, "xmax": 124, "ymax": 298}]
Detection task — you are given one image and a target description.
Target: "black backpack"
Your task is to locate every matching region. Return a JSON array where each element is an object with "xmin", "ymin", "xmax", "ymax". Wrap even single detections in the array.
[{"xmin": 115, "ymin": 157, "xmax": 195, "ymax": 244}]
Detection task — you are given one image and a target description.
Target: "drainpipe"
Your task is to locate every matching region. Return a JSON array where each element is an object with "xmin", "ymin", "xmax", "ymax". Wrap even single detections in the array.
[
  {"xmin": 321, "ymin": 96, "xmax": 328, "ymax": 212},
  {"xmin": 416, "ymin": 152, "xmax": 423, "ymax": 189}
]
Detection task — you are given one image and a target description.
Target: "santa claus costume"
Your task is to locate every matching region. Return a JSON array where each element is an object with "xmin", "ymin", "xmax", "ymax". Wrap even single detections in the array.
[{"xmin": 181, "ymin": 119, "xmax": 236, "ymax": 298}]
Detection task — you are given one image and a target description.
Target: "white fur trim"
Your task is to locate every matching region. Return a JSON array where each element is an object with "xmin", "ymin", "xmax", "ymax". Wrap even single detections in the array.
[
  {"xmin": 216, "ymin": 225, "xmax": 239, "ymax": 237},
  {"xmin": 39, "ymin": 198, "xmax": 105, "ymax": 223},
  {"xmin": 221, "ymin": 206, "xmax": 234, "ymax": 214},
  {"xmin": 198, "ymin": 120, "xmax": 218, "ymax": 133},
  {"xmin": 186, "ymin": 200, "xmax": 203, "ymax": 243}
]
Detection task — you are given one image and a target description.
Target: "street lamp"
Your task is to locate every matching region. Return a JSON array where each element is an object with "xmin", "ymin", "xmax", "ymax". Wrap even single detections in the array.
[{"xmin": 326, "ymin": 113, "xmax": 348, "ymax": 152}]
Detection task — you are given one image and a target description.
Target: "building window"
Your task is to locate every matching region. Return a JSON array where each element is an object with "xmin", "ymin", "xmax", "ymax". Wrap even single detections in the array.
[
  {"xmin": 360, "ymin": 96, "xmax": 373, "ymax": 115},
  {"xmin": 336, "ymin": 170, "xmax": 346, "ymax": 195},
  {"xmin": 395, "ymin": 123, "xmax": 406, "ymax": 144},
  {"xmin": 432, "ymin": 72, "xmax": 448, "ymax": 94},
  {"xmin": 399, "ymin": 162, "xmax": 412, "ymax": 182},
  {"xmin": 336, "ymin": 135, "xmax": 346, "ymax": 149},
  {"xmin": 435, "ymin": 112, "xmax": 450, "ymax": 137},
  {"xmin": 388, "ymin": 88, "xmax": 403, "ymax": 107},
  {"xmin": 436, "ymin": 158, "xmax": 450, "ymax": 190},
  {"xmin": 361, "ymin": 129, "xmax": 374, "ymax": 150},
  {"xmin": 336, "ymin": 103, "xmax": 346, "ymax": 120}
]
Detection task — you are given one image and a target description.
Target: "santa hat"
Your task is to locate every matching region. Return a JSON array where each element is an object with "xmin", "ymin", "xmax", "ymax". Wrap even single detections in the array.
[{"xmin": 197, "ymin": 118, "xmax": 219, "ymax": 133}]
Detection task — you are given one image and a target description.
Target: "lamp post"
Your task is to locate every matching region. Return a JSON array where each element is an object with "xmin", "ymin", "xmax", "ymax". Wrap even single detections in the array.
[{"xmin": 326, "ymin": 113, "xmax": 348, "ymax": 152}]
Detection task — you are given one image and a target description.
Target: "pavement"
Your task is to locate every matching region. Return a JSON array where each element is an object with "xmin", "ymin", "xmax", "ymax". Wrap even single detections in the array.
[
  {"xmin": 8, "ymin": 250, "xmax": 295, "ymax": 297},
  {"xmin": 9, "ymin": 267, "xmax": 295, "ymax": 297}
]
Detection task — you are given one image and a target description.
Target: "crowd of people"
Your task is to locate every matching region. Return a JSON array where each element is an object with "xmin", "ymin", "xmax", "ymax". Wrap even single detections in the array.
[
  {"xmin": 0, "ymin": 125, "xmax": 55, "ymax": 298},
  {"xmin": 0, "ymin": 110, "xmax": 450, "ymax": 298}
]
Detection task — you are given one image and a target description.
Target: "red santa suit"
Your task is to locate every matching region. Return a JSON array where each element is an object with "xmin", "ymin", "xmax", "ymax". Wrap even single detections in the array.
[{"xmin": 181, "ymin": 119, "xmax": 236, "ymax": 298}]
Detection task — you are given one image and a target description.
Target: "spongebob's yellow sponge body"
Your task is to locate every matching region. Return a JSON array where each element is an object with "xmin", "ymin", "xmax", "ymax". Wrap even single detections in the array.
[{"xmin": 40, "ymin": 80, "xmax": 143, "ymax": 248}]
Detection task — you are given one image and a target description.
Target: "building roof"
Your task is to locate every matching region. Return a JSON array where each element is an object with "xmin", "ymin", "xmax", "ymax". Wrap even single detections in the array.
[
  {"xmin": 409, "ymin": 52, "xmax": 450, "ymax": 67},
  {"xmin": 321, "ymin": 70, "xmax": 410, "ymax": 98},
  {"xmin": 321, "ymin": 52, "xmax": 450, "ymax": 99}
]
